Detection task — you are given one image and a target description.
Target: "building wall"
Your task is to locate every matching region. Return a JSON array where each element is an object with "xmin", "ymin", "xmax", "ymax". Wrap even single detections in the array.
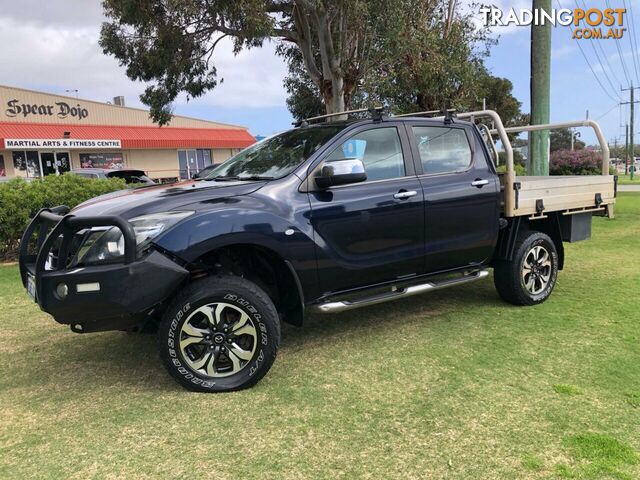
[
  {"xmin": 0, "ymin": 85, "xmax": 245, "ymax": 130},
  {"xmin": 0, "ymin": 147, "xmax": 241, "ymax": 181},
  {"xmin": 0, "ymin": 149, "xmax": 15, "ymax": 177}
]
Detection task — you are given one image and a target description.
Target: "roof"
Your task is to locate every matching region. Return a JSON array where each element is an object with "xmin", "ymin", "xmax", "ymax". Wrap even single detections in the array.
[
  {"xmin": 0, "ymin": 122, "xmax": 255, "ymax": 149},
  {"xmin": 0, "ymin": 84, "xmax": 247, "ymax": 129}
]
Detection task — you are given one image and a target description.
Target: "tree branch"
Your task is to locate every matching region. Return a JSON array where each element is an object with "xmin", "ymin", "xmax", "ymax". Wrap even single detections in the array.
[{"xmin": 292, "ymin": 3, "xmax": 323, "ymax": 84}]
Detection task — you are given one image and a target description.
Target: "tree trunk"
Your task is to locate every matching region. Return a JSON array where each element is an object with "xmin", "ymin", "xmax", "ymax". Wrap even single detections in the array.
[{"xmin": 323, "ymin": 76, "xmax": 346, "ymax": 120}]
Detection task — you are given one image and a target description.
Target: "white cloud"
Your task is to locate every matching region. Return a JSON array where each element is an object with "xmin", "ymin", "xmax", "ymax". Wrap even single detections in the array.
[{"xmin": 0, "ymin": 3, "xmax": 288, "ymax": 110}]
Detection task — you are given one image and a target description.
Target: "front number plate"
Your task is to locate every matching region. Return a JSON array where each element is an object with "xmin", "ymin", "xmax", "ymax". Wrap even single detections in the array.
[{"xmin": 26, "ymin": 274, "xmax": 36, "ymax": 301}]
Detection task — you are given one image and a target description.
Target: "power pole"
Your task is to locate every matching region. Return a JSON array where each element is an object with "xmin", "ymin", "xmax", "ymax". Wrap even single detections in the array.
[
  {"xmin": 625, "ymin": 124, "xmax": 629, "ymax": 175},
  {"xmin": 529, "ymin": 0, "xmax": 552, "ymax": 176},
  {"xmin": 621, "ymin": 84, "xmax": 640, "ymax": 179}
]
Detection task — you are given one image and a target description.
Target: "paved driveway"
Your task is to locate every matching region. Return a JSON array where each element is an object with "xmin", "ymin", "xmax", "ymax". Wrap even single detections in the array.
[{"xmin": 619, "ymin": 185, "xmax": 640, "ymax": 192}]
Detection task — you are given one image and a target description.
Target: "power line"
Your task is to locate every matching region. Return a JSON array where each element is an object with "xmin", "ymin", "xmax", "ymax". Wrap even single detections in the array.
[
  {"xmin": 606, "ymin": 0, "xmax": 632, "ymax": 85},
  {"xmin": 595, "ymin": 102, "xmax": 621, "ymax": 121},
  {"xmin": 623, "ymin": 0, "xmax": 640, "ymax": 85},
  {"xmin": 626, "ymin": 0, "xmax": 640, "ymax": 85},
  {"xmin": 556, "ymin": 0, "xmax": 619, "ymax": 101},
  {"xmin": 576, "ymin": 0, "xmax": 621, "ymax": 99}
]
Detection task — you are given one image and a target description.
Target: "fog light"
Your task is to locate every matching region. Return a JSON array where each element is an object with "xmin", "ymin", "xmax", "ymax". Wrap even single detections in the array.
[{"xmin": 56, "ymin": 283, "xmax": 68, "ymax": 299}]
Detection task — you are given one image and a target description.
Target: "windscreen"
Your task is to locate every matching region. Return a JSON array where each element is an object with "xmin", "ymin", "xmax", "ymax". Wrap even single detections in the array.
[{"xmin": 204, "ymin": 125, "xmax": 346, "ymax": 180}]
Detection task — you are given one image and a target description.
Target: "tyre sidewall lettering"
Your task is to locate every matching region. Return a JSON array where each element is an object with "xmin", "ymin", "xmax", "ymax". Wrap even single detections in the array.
[{"xmin": 167, "ymin": 294, "xmax": 269, "ymax": 386}]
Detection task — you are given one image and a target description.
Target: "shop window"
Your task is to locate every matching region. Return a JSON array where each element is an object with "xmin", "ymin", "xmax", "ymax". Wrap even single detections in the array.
[
  {"xmin": 178, "ymin": 149, "xmax": 213, "ymax": 179},
  {"xmin": 0, "ymin": 154, "xmax": 5, "ymax": 177},
  {"xmin": 79, "ymin": 153, "xmax": 124, "ymax": 169},
  {"xmin": 12, "ymin": 151, "xmax": 41, "ymax": 177}
]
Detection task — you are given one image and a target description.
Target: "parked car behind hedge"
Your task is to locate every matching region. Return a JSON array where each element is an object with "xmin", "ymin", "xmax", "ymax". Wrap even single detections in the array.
[{"xmin": 0, "ymin": 175, "xmax": 127, "ymax": 260}]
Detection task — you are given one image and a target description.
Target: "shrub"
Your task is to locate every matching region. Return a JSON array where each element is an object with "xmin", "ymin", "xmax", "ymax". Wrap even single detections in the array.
[
  {"xmin": 550, "ymin": 149, "xmax": 606, "ymax": 176},
  {"xmin": 496, "ymin": 163, "xmax": 527, "ymax": 176},
  {"xmin": 0, "ymin": 174, "xmax": 127, "ymax": 260}
]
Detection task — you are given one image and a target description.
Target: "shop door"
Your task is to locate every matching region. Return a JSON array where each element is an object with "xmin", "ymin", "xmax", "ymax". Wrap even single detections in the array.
[
  {"xmin": 40, "ymin": 153, "xmax": 57, "ymax": 176},
  {"xmin": 55, "ymin": 152, "xmax": 70, "ymax": 174}
]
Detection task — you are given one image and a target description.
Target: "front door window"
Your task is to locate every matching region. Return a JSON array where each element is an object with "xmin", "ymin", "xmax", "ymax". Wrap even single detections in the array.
[{"xmin": 40, "ymin": 153, "xmax": 57, "ymax": 176}]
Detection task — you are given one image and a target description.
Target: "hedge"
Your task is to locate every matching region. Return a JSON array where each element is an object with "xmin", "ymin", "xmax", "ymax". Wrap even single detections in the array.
[
  {"xmin": 0, "ymin": 175, "xmax": 127, "ymax": 260},
  {"xmin": 550, "ymin": 149, "xmax": 613, "ymax": 176}
]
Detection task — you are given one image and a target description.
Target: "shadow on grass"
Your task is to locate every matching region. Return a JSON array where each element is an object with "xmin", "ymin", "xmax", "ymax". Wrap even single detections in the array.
[{"xmin": 15, "ymin": 279, "xmax": 504, "ymax": 392}]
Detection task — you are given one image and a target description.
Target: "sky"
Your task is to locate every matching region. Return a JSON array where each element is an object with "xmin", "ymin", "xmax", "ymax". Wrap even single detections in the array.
[{"xmin": 0, "ymin": 0, "xmax": 637, "ymax": 145}]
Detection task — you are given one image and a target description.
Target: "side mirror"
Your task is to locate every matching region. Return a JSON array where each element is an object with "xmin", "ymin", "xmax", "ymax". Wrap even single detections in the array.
[{"xmin": 315, "ymin": 158, "xmax": 367, "ymax": 189}]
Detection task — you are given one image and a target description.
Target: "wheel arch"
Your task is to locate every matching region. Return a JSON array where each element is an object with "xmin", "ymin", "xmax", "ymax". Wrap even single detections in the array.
[
  {"xmin": 191, "ymin": 243, "xmax": 305, "ymax": 326},
  {"xmin": 494, "ymin": 214, "xmax": 565, "ymax": 270}
]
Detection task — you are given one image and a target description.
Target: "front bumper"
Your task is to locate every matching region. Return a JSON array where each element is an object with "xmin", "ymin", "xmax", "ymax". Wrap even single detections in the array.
[{"xmin": 19, "ymin": 207, "xmax": 188, "ymax": 333}]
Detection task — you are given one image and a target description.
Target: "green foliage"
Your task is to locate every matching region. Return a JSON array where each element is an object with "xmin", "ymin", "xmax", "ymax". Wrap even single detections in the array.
[
  {"xmin": 551, "ymin": 128, "xmax": 585, "ymax": 152},
  {"xmin": 100, "ymin": 0, "xmax": 400, "ymax": 122},
  {"xmin": 496, "ymin": 163, "xmax": 527, "ymax": 176},
  {"xmin": 100, "ymin": 0, "xmax": 274, "ymax": 124},
  {"xmin": 0, "ymin": 175, "xmax": 127, "ymax": 259}
]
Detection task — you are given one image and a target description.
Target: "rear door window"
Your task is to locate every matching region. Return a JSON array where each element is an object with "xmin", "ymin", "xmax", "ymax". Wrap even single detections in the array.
[{"xmin": 411, "ymin": 126, "xmax": 472, "ymax": 175}]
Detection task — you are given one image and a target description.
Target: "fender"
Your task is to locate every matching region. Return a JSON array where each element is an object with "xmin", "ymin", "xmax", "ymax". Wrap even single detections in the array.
[{"xmin": 153, "ymin": 190, "xmax": 321, "ymax": 302}]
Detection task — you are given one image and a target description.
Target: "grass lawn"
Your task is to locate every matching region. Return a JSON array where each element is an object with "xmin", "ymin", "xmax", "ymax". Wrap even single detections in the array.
[
  {"xmin": 1, "ymin": 195, "xmax": 639, "ymax": 479},
  {"xmin": 617, "ymin": 174, "xmax": 640, "ymax": 185}
]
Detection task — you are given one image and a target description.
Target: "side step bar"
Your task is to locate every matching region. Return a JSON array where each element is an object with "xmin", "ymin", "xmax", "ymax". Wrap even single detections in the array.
[{"xmin": 310, "ymin": 269, "xmax": 490, "ymax": 314}]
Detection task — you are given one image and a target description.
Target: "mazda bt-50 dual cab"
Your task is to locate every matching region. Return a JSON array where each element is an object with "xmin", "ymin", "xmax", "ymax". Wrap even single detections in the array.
[{"xmin": 19, "ymin": 109, "xmax": 616, "ymax": 392}]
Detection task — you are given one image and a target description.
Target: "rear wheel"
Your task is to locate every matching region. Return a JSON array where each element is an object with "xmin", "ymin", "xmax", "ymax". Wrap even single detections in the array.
[
  {"xmin": 493, "ymin": 231, "xmax": 559, "ymax": 306},
  {"xmin": 158, "ymin": 275, "xmax": 280, "ymax": 392}
]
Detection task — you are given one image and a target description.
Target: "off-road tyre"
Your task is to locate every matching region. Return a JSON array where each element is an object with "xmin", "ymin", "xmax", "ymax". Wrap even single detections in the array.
[
  {"xmin": 493, "ymin": 231, "xmax": 559, "ymax": 306},
  {"xmin": 158, "ymin": 275, "xmax": 280, "ymax": 392}
]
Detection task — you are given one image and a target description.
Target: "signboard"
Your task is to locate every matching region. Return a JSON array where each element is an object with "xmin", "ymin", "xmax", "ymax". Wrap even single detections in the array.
[
  {"xmin": 5, "ymin": 99, "xmax": 89, "ymax": 121},
  {"xmin": 4, "ymin": 138, "xmax": 121, "ymax": 149},
  {"xmin": 79, "ymin": 153, "xmax": 124, "ymax": 169}
]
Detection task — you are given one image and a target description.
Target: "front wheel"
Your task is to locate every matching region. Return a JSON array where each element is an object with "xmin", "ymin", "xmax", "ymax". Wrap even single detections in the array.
[
  {"xmin": 493, "ymin": 231, "xmax": 559, "ymax": 306},
  {"xmin": 158, "ymin": 275, "xmax": 280, "ymax": 392}
]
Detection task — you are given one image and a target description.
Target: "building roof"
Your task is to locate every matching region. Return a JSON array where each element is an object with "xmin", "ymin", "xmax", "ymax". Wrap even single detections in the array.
[
  {"xmin": 0, "ymin": 84, "xmax": 247, "ymax": 130},
  {"xmin": 0, "ymin": 122, "xmax": 255, "ymax": 149}
]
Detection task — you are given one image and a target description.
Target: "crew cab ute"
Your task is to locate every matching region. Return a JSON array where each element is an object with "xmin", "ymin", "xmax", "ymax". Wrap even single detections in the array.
[{"xmin": 19, "ymin": 109, "xmax": 616, "ymax": 392}]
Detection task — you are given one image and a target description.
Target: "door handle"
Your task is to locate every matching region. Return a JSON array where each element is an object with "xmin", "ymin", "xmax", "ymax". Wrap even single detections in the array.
[
  {"xmin": 471, "ymin": 179, "xmax": 489, "ymax": 188},
  {"xmin": 393, "ymin": 190, "xmax": 417, "ymax": 200}
]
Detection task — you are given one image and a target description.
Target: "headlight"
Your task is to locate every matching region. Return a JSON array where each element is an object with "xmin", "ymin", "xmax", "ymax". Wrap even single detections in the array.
[{"xmin": 76, "ymin": 211, "xmax": 194, "ymax": 265}]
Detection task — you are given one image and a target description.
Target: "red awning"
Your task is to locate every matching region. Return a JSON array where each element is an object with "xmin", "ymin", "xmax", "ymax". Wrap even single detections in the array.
[{"xmin": 0, "ymin": 122, "xmax": 255, "ymax": 149}]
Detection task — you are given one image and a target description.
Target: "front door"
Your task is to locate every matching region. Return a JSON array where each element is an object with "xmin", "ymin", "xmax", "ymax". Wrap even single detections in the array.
[
  {"xmin": 39, "ymin": 153, "xmax": 57, "ymax": 176},
  {"xmin": 408, "ymin": 123, "xmax": 501, "ymax": 273},
  {"xmin": 309, "ymin": 124, "xmax": 425, "ymax": 294}
]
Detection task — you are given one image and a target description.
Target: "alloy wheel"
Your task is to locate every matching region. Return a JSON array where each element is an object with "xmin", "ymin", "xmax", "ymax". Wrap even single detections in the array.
[
  {"xmin": 521, "ymin": 245, "xmax": 552, "ymax": 295},
  {"xmin": 178, "ymin": 302, "xmax": 258, "ymax": 378}
]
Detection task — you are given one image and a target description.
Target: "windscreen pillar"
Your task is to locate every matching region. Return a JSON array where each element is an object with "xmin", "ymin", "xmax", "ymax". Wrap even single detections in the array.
[{"xmin": 529, "ymin": 0, "xmax": 552, "ymax": 176}]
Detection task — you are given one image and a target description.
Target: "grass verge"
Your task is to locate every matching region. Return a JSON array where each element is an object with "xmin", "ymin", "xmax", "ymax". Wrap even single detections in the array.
[{"xmin": 1, "ymin": 194, "xmax": 639, "ymax": 479}]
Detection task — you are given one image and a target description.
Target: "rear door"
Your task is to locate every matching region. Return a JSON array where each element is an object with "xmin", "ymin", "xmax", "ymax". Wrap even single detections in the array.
[
  {"xmin": 407, "ymin": 122, "xmax": 500, "ymax": 273},
  {"xmin": 309, "ymin": 123, "xmax": 425, "ymax": 293}
]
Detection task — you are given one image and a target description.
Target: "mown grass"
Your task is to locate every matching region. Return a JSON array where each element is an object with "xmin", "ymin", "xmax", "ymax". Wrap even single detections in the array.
[
  {"xmin": 617, "ymin": 174, "xmax": 640, "ymax": 185},
  {"xmin": 1, "ymin": 194, "xmax": 639, "ymax": 479}
]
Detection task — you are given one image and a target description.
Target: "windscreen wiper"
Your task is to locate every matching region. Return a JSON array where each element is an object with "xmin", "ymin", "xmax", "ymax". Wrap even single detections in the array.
[
  {"xmin": 210, "ymin": 175, "xmax": 274, "ymax": 182},
  {"xmin": 209, "ymin": 175, "xmax": 240, "ymax": 181},
  {"xmin": 237, "ymin": 175, "xmax": 275, "ymax": 181}
]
